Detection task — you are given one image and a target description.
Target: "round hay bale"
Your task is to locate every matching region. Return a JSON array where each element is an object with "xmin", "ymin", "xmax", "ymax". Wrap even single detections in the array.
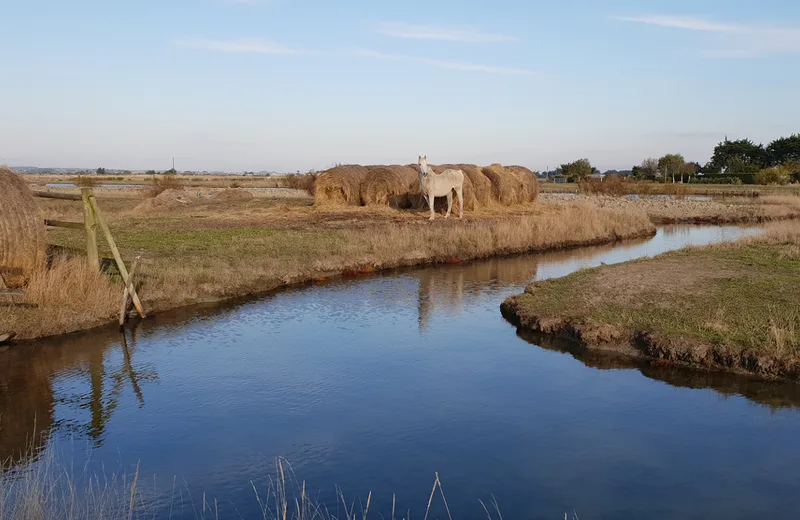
[
  {"xmin": 481, "ymin": 164, "xmax": 523, "ymax": 205},
  {"xmin": 360, "ymin": 165, "xmax": 419, "ymax": 208},
  {"xmin": 431, "ymin": 164, "xmax": 492, "ymax": 210},
  {"xmin": 0, "ymin": 168, "xmax": 46, "ymax": 284},
  {"xmin": 506, "ymin": 165, "xmax": 539, "ymax": 203},
  {"xmin": 314, "ymin": 165, "xmax": 369, "ymax": 206}
]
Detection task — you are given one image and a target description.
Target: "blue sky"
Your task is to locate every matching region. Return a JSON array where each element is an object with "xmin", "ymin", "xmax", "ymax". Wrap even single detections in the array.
[{"xmin": 2, "ymin": 0, "xmax": 799, "ymax": 172}]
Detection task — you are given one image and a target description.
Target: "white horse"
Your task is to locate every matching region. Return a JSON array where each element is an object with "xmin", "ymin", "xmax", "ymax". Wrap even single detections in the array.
[{"xmin": 417, "ymin": 155, "xmax": 464, "ymax": 220}]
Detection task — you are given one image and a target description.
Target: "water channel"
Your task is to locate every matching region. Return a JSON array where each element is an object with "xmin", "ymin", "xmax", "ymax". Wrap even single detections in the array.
[{"xmin": 2, "ymin": 224, "xmax": 799, "ymax": 520}]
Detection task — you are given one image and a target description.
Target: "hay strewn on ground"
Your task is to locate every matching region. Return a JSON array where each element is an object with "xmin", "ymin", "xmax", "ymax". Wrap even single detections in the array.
[
  {"xmin": 133, "ymin": 189, "xmax": 193, "ymax": 213},
  {"xmin": 0, "ymin": 168, "xmax": 46, "ymax": 284},
  {"xmin": 315, "ymin": 165, "xmax": 370, "ymax": 206},
  {"xmin": 208, "ymin": 189, "xmax": 254, "ymax": 203},
  {"xmin": 360, "ymin": 165, "xmax": 419, "ymax": 208}
]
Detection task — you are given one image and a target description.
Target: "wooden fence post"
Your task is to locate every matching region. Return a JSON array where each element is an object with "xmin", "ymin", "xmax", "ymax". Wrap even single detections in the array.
[
  {"xmin": 87, "ymin": 194, "xmax": 146, "ymax": 318},
  {"xmin": 81, "ymin": 188, "xmax": 100, "ymax": 271}
]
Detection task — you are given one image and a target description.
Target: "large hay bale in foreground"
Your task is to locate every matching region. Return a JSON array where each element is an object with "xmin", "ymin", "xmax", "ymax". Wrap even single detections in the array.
[
  {"xmin": 0, "ymin": 168, "xmax": 46, "ymax": 282},
  {"xmin": 360, "ymin": 165, "xmax": 419, "ymax": 208},
  {"xmin": 315, "ymin": 165, "xmax": 370, "ymax": 206},
  {"xmin": 506, "ymin": 165, "xmax": 539, "ymax": 203}
]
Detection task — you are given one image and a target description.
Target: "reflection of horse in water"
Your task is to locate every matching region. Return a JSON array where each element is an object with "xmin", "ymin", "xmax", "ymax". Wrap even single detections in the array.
[
  {"xmin": 417, "ymin": 257, "xmax": 539, "ymax": 330},
  {"xmin": 0, "ymin": 327, "xmax": 157, "ymax": 468}
]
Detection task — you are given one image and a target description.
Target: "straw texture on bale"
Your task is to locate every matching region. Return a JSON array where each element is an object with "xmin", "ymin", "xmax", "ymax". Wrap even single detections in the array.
[
  {"xmin": 430, "ymin": 164, "xmax": 492, "ymax": 211},
  {"xmin": 0, "ymin": 168, "xmax": 46, "ymax": 283},
  {"xmin": 315, "ymin": 165, "xmax": 370, "ymax": 206},
  {"xmin": 360, "ymin": 165, "xmax": 419, "ymax": 208},
  {"xmin": 482, "ymin": 164, "xmax": 538, "ymax": 205},
  {"xmin": 506, "ymin": 165, "xmax": 539, "ymax": 202}
]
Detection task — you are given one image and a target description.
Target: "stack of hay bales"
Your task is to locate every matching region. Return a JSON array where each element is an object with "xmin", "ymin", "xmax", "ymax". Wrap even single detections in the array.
[
  {"xmin": 0, "ymin": 168, "xmax": 46, "ymax": 286},
  {"xmin": 360, "ymin": 165, "xmax": 419, "ymax": 208},
  {"xmin": 430, "ymin": 164, "xmax": 493, "ymax": 211},
  {"xmin": 314, "ymin": 165, "xmax": 370, "ymax": 206}
]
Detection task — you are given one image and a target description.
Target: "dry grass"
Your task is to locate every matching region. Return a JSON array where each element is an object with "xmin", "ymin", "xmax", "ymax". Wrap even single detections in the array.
[
  {"xmin": 74, "ymin": 175, "xmax": 98, "ymax": 188},
  {"xmin": 578, "ymin": 176, "xmax": 689, "ymax": 197},
  {"xmin": 0, "ymin": 168, "xmax": 47, "ymax": 285},
  {"xmin": 501, "ymin": 221, "xmax": 800, "ymax": 380},
  {"xmin": 0, "ymin": 256, "xmax": 121, "ymax": 339},
  {"xmin": 4, "ymin": 196, "xmax": 655, "ymax": 340},
  {"xmin": 147, "ymin": 174, "xmax": 183, "ymax": 197},
  {"xmin": 282, "ymin": 172, "xmax": 318, "ymax": 196}
]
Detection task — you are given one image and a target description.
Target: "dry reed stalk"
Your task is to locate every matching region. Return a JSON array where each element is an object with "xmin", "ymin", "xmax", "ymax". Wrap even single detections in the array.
[
  {"xmin": 314, "ymin": 165, "xmax": 370, "ymax": 206},
  {"xmin": 0, "ymin": 168, "xmax": 46, "ymax": 285}
]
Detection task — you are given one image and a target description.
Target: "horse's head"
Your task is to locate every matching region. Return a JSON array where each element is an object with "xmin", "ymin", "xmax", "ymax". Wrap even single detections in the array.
[{"xmin": 417, "ymin": 155, "xmax": 429, "ymax": 176}]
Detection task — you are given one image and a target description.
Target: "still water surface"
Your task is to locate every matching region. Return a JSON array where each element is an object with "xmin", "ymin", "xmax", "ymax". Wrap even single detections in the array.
[{"xmin": 2, "ymin": 225, "xmax": 799, "ymax": 520}]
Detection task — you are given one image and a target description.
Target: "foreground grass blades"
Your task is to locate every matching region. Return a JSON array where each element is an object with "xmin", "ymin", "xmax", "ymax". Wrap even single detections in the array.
[{"xmin": 501, "ymin": 221, "xmax": 800, "ymax": 381}]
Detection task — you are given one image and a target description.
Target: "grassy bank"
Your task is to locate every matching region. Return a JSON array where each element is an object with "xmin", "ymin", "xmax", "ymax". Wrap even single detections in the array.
[
  {"xmin": 540, "ymin": 181, "xmax": 800, "ymax": 197},
  {"xmin": 501, "ymin": 221, "xmax": 800, "ymax": 381},
  {"xmin": 539, "ymin": 193, "xmax": 800, "ymax": 225},
  {"xmin": 1, "ymin": 197, "xmax": 655, "ymax": 340}
]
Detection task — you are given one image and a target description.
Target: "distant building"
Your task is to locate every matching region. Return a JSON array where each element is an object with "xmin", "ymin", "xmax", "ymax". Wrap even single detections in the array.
[
  {"xmin": 553, "ymin": 174, "xmax": 568, "ymax": 184},
  {"xmin": 589, "ymin": 172, "xmax": 605, "ymax": 181}
]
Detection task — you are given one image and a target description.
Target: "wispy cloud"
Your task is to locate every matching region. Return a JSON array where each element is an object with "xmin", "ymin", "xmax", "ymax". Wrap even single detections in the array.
[
  {"xmin": 175, "ymin": 38, "xmax": 311, "ymax": 55},
  {"xmin": 610, "ymin": 15, "xmax": 743, "ymax": 33},
  {"xmin": 372, "ymin": 21, "xmax": 519, "ymax": 43},
  {"xmin": 611, "ymin": 14, "xmax": 800, "ymax": 57},
  {"xmin": 353, "ymin": 49, "xmax": 533, "ymax": 76}
]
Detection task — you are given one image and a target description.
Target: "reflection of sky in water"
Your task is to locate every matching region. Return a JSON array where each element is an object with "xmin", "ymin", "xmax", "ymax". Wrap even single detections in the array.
[{"xmin": 2, "ymin": 224, "xmax": 798, "ymax": 520}]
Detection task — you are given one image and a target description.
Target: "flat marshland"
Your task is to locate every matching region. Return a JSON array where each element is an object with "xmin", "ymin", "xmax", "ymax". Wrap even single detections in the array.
[
  {"xmin": 501, "ymin": 220, "xmax": 800, "ymax": 381},
  {"xmin": 3, "ymin": 179, "xmax": 655, "ymax": 340}
]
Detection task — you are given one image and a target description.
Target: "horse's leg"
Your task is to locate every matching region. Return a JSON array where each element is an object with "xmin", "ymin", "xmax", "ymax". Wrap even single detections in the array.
[
  {"xmin": 446, "ymin": 191, "xmax": 453, "ymax": 218},
  {"xmin": 457, "ymin": 185, "xmax": 464, "ymax": 219},
  {"xmin": 428, "ymin": 195, "xmax": 435, "ymax": 220}
]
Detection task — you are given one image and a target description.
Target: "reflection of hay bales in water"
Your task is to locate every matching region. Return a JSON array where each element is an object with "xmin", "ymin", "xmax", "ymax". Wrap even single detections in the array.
[
  {"xmin": 0, "ymin": 168, "xmax": 47, "ymax": 285},
  {"xmin": 360, "ymin": 165, "xmax": 419, "ymax": 208},
  {"xmin": 314, "ymin": 165, "xmax": 370, "ymax": 206}
]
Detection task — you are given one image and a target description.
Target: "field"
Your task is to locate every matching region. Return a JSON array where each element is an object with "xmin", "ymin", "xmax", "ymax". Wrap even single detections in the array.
[
  {"xmin": 501, "ymin": 221, "xmax": 800, "ymax": 381},
  {"xmin": 2, "ymin": 176, "xmax": 657, "ymax": 340}
]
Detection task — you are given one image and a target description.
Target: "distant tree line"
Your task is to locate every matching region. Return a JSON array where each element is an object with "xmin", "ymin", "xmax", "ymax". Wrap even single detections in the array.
[{"xmin": 554, "ymin": 133, "xmax": 800, "ymax": 185}]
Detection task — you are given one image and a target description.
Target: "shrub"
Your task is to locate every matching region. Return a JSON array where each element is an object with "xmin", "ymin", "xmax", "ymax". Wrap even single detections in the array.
[
  {"xmin": 282, "ymin": 172, "xmax": 317, "ymax": 195},
  {"xmin": 74, "ymin": 175, "xmax": 97, "ymax": 188},
  {"xmin": 694, "ymin": 176, "xmax": 743, "ymax": 185},
  {"xmin": 148, "ymin": 174, "xmax": 183, "ymax": 197},
  {"xmin": 756, "ymin": 166, "xmax": 791, "ymax": 186}
]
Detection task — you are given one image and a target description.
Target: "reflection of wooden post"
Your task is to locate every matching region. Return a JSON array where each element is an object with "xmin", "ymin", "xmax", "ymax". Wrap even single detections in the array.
[
  {"xmin": 81, "ymin": 188, "xmax": 100, "ymax": 271},
  {"xmin": 119, "ymin": 256, "xmax": 140, "ymax": 326},
  {"xmin": 87, "ymin": 194, "xmax": 146, "ymax": 318}
]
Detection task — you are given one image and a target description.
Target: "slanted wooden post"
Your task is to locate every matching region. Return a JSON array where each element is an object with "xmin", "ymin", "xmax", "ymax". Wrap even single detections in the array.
[
  {"xmin": 87, "ymin": 194, "xmax": 146, "ymax": 319},
  {"xmin": 119, "ymin": 256, "xmax": 140, "ymax": 326},
  {"xmin": 81, "ymin": 188, "xmax": 100, "ymax": 271}
]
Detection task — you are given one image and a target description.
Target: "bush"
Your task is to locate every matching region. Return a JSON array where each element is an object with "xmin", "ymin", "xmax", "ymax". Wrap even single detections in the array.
[
  {"xmin": 756, "ymin": 166, "xmax": 791, "ymax": 186},
  {"xmin": 694, "ymin": 176, "xmax": 743, "ymax": 185},
  {"xmin": 148, "ymin": 174, "xmax": 183, "ymax": 197},
  {"xmin": 282, "ymin": 172, "xmax": 317, "ymax": 195},
  {"xmin": 74, "ymin": 175, "xmax": 97, "ymax": 187}
]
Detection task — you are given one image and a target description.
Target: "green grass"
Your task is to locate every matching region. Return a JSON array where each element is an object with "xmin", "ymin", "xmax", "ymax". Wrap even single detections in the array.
[{"xmin": 504, "ymin": 226, "xmax": 800, "ymax": 365}]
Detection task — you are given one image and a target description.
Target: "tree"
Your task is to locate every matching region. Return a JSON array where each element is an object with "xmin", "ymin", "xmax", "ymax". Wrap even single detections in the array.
[
  {"xmin": 559, "ymin": 158, "xmax": 593, "ymax": 181},
  {"xmin": 708, "ymin": 137, "xmax": 767, "ymax": 173},
  {"xmin": 766, "ymin": 134, "xmax": 800, "ymax": 166},
  {"xmin": 96, "ymin": 167, "xmax": 106, "ymax": 175},
  {"xmin": 682, "ymin": 161, "xmax": 700, "ymax": 183},
  {"xmin": 634, "ymin": 157, "xmax": 659, "ymax": 179},
  {"xmin": 657, "ymin": 154, "xmax": 685, "ymax": 183}
]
